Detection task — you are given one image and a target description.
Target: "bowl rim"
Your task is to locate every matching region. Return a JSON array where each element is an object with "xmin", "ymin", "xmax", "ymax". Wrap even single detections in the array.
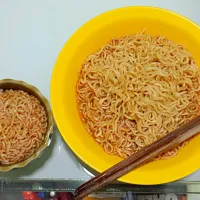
[
  {"xmin": 51, "ymin": 6, "xmax": 200, "ymax": 184},
  {"xmin": 0, "ymin": 78, "xmax": 54, "ymax": 172}
]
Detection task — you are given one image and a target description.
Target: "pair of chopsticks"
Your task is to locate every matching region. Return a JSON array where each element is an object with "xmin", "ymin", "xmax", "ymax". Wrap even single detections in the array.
[{"xmin": 70, "ymin": 116, "xmax": 200, "ymax": 200}]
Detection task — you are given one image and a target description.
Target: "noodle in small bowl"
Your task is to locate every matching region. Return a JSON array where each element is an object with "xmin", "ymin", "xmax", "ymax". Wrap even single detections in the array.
[
  {"xmin": 51, "ymin": 7, "xmax": 200, "ymax": 184},
  {"xmin": 0, "ymin": 79, "xmax": 53, "ymax": 171}
]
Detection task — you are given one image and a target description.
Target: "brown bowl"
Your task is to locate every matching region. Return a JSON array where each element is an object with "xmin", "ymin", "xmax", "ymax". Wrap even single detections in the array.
[{"xmin": 0, "ymin": 79, "xmax": 54, "ymax": 171}]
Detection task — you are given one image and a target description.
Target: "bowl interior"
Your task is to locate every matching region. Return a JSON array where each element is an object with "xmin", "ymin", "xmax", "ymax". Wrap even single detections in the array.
[
  {"xmin": 0, "ymin": 79, "xmax": 53, "ymax": 171},
  {"xmin": 51, "ymin": 7, "xmax": 200, "ymax": 184}
]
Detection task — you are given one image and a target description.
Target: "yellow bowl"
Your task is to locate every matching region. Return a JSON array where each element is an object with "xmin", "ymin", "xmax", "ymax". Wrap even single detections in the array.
[{"xmin": 51, "ymin": 7, "xmax": 200, "ymax": 184}]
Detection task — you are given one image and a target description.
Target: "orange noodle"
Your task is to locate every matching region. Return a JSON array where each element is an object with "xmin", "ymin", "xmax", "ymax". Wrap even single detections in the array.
[
  {"xmin": 76, "ymin": 32, "xmax": 200, "ymax": 159},
  {"xmin": 0, "ymin": 89, "xmax": 47, "ymax": 164}
]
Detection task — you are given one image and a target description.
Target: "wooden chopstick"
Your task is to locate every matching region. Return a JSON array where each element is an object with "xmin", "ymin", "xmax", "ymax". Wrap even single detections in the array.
[{"xmin": 73, "ymin": 116, "xmax": 200, "ymax": 200}]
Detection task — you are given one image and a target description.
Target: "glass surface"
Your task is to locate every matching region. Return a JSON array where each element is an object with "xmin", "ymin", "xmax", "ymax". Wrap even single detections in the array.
[
  {"xmin": 0, "ymin": 0, "xmax": 200, "ymax": 195},
  {"xmin": 1, "ymin": 179, "xmax": 200, "ymax": 194}
]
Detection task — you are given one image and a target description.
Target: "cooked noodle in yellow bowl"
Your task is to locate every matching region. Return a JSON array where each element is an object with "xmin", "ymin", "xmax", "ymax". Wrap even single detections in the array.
[{"xmin": 51, "ymin": 7, "xmax": 200, "ymax": 184}]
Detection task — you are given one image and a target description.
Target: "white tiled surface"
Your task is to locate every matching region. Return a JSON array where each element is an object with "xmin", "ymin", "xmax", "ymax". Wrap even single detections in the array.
[{"xmin": 0, "ymin": 0, "xmax": 200, "ymax": 184}]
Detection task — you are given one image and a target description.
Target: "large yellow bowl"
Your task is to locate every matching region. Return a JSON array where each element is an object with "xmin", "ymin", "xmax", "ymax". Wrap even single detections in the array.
[{"xmin": 51, "ymin": 7, "xmax": 200, "ymax": 184}]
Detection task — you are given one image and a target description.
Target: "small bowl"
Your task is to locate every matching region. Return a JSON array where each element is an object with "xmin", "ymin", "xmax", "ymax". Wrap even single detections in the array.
[{"xmin": 0, "ymin": 79, "xmax": 54, "ymax": 171}]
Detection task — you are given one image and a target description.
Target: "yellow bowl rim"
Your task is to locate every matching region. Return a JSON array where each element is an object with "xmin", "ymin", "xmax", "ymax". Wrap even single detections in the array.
[{"xmin": 51, "ymin": 6, "xmax": 200, "ymax": 184}]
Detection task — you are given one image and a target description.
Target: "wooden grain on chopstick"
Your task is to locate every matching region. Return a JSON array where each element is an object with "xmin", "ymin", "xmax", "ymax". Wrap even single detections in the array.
[{"xmin": 74, "ymin": 116, "xmax": 200, "ymax": 200}]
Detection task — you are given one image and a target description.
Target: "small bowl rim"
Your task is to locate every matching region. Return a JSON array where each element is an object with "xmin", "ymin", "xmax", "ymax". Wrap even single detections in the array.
[{"xmin": 0, "ymin": 78, "xmax": 54, "ymax": 172}]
